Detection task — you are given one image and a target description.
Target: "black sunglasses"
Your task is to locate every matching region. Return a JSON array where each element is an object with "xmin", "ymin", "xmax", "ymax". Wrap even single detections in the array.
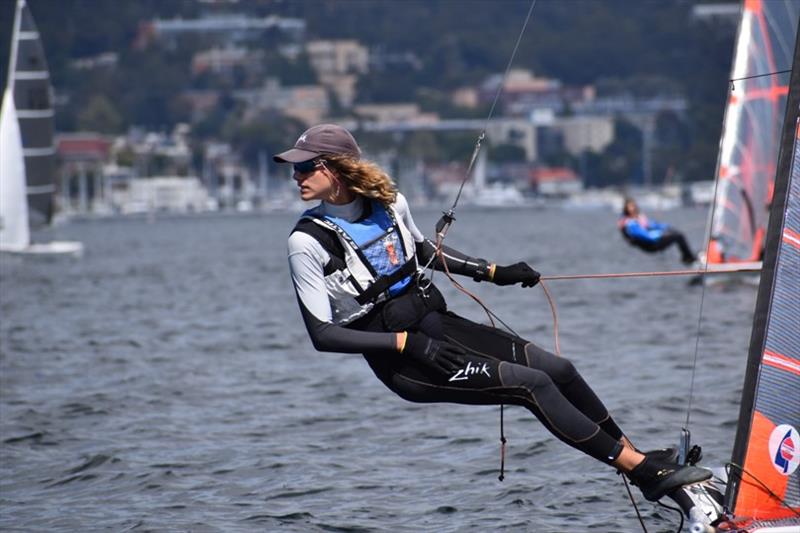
[{"xmin": 293, "ymin": 159, "xmax": 321, "ymax": 175}]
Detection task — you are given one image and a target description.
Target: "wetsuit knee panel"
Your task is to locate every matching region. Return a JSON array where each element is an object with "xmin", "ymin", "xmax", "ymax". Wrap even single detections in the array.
[
  {"xmin": 500, "ymin": 362, "xmax": 616, "ymax": 456},
  {"xmin": 523, "ymin": 344, "xmax": 579, "ymax": 385},
  {"xmin": 499, "ymin": 362, "xmax": 554, "ymax": 391}
]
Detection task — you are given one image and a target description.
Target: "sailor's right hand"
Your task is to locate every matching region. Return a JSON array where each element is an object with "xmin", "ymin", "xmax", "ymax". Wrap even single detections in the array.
[{"xmin": 401, "ymin": 332, "xmax": 465, "ymax": 375}]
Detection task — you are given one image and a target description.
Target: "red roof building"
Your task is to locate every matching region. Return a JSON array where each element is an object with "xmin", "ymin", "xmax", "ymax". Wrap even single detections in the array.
[
  {"xmin": 530, "ymin": 167, "xmax": 582, "ymax": 196},
  {"xmin": 57, "ymin": 134, "xmax": 112, "ymax": 163}
]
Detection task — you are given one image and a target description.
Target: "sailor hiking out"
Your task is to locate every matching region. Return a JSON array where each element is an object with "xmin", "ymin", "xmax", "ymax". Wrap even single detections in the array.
[
  {"xmin": 619, "ymin": 197, "xmax": 698, "ymax": 265},
  {"xmin": 279, "ymin": 124, "xmax": 712, "ymax": 504}
]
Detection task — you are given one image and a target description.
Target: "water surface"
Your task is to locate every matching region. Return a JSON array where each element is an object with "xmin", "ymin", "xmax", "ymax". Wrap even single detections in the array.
[{"xmin": 1, "ymin": 206, "xmax": 757, "ymax": 532}]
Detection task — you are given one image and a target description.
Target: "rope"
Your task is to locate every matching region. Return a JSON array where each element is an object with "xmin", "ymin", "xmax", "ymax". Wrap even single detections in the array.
[
  {"xmin": 538, "ymin": 281, "xmax": 560, "ymax": 356},
  {"xmin": 538, "ymin": 264, "xmax": 760, "ymax": 356},
  {"xmin": 434, "ymin": 243, "xmax": 515, "ymax": 483},
  {"xmin": 656, "ymin": 500, "xmax": 685, "ymax": 533},
  {"xmin": 499, "ymin": 406, "xmax": 507, "ymax": 482},
  {"xmin": 541, "ymin": 266, "xmax": 760, "ymax": 281},
  {"xmin": 435, "ymin": 239, "xmax": 497, "ymax": 329},
  {"xmin": 620, "ymin": 473, "xmax": 649, "ymax": 533}
]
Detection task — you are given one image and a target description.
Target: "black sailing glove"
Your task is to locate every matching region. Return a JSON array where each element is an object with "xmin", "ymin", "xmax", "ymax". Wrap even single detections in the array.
[
  {"xmin": 493, "ymin": 262, "xmax": 541, "ymax": 287},
  {"xmin": 403, "ymin": 332, "xmax": 466, "ymax": 375}
]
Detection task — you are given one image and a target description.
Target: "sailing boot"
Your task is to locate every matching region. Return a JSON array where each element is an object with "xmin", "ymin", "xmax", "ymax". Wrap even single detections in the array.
[
  {"xmin": 642, "ymin": 447, "xmax": 679, "ymax": 463},
  {"xmin": 627, "ymin": 456, "xmax": 712, "ymax": 502}
]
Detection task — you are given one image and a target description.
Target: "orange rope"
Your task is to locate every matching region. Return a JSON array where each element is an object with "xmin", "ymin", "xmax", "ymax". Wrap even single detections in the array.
[
  {"xmin": 538, "ymin": 266, "xmax": 759, "ymax": 356},
  {"xmin": 541, "ymin": 267, "xmax": 759, "ymax": 281},
  {"xmin": 434, "ymin": 235, "xmax": 496, "ymax": 328},
  {"xmin": 432, "ymin": 236, "xmax": 563, "ymax": 357},
  {"xmin": 538, "ymin": 280, "xmax": 560, "ymax": 356}
]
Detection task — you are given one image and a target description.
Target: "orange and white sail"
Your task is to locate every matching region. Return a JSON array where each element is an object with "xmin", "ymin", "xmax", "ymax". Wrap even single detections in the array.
[
  {"xmin": 722, "ymin": 50, "xmax": 800, "ymax": 530},
  {"xmin": 706, "ymin": 0, "xmax": 799, "ymax": 265}
]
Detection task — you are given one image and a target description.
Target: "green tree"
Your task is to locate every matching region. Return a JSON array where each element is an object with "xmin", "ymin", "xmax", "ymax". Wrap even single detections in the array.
[
  {"xmin": 77, "ymin": 94, "xmax": 123, "ymax": 133},
  {"xmin": 491, "ymin": 143, "xmax": 526, "ymax": 163},
  {"xmin": 225, "ymin": 112, "xmax": 306, "ymax": 166},
  {"xmin": 584, "ymin": 119, "xmax": 643, "ymax": 187},
  {"xmin": 400, "ymin": 131, "xmax": 441, "ymax": 162}
]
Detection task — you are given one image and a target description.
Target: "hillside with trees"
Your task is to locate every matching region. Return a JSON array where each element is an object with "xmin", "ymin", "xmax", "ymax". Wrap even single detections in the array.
[{"xmin": 0, "ymin": 0, "xmax": 740, "ymax": 185}]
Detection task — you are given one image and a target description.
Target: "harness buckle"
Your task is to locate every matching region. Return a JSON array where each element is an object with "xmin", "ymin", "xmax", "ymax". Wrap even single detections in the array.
[{"xmin": 415, "ymin": 275, "xmax": 431, "ymax": 300}]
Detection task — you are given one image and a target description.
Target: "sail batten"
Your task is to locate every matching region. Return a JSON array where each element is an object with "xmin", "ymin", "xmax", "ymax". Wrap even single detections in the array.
[{"xmin": 4, "ymin": 0, "xmax": 57, "ymax": 226}]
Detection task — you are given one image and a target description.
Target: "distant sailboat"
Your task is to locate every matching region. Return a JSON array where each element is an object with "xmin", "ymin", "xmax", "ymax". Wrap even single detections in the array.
[
  {"xmin": 669, "ymin": 31, "xmax": 800, "ymax": 532},
  {"xmin": 465, "ymin": 149, "xmax": 528, "ymax": 207},
  {"xmin": 703, "ymin": 0, "xmax": 799, "ymax": 276},
  {"xmin": 0, "ymin": 0, "xmax": 82, "ymax": 255}
]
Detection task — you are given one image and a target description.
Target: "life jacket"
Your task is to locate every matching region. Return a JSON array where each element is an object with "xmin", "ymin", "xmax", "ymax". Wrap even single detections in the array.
[
  {"xmin": 292, "ymin": 199, "xmax": 418, "ymax": 325},
  {"xmin": 618, "ymin": 214, "xmax": 649, "ymax": 244},
  {"xmin": 618, "ymin": 215, "xmax": 635, "ymax": 243}
]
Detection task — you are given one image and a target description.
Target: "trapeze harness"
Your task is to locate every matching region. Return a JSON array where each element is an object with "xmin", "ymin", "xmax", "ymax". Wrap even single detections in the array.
[
  {"xmin": 289, "ymin": 196, "xmax": 625, "ymax": 465},
  {"xmin": 618, "ymin": 215, "xmax": 668, "ymax": 247},
  {"xmin": 618, "ymin": 215, "xmax": 696, "ymax": 263}
]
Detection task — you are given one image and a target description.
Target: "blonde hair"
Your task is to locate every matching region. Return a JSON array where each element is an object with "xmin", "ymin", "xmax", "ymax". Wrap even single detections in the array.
[{"xmin": 322, "ymin": 154, "xmax": 398, "ymax": 206}]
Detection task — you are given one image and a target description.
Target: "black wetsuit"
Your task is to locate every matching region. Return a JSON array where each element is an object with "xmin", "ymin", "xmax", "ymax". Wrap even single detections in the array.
[
  {"xmin": 620, "ymin": 215, "xmax": 696, "ymax": 264},
  {"xmin": 288, "ymin": 195, "xmax": 625, "ymax": 466},
  {"xmin": 356, "ymin": 299, "xmax": 626, "ymax": 465}
]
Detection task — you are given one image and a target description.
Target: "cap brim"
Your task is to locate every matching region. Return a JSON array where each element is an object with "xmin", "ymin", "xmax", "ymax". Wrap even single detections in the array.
[{"xmin": 273, "ymin": 147, "xmax": 320, "ymax": 163}]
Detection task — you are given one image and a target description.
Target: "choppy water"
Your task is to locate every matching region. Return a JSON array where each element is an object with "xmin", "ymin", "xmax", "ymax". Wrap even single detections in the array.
[{"xmin": 1, "ymin": 206, "xmax": 758, "ymax": 532}]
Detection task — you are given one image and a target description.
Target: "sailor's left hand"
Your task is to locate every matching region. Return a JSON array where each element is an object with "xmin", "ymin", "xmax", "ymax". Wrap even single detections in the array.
[{"xmin": 492, "ymin": 262, "xmax": 541, "ymax": 287}]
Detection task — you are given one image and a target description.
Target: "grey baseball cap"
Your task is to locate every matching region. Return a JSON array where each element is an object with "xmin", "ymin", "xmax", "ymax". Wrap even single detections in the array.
[{"xmin": 273, "ymin": 123, "xmax": 362, "ymax": 163}]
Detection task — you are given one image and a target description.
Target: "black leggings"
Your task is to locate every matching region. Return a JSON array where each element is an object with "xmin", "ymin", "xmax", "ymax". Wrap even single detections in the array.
[
  {"xmin": 633, "ymin": 230, "xmax": 695, "ymax": 263},
  {"xmin": 362, "ymin": 310, "xmax": 625, "ymax": 465}
]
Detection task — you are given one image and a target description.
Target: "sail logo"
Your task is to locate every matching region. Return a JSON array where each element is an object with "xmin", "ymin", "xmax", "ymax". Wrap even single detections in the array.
[{"xmin": 768, "ymin": 424, "xmax": 799, "ymax": 475}]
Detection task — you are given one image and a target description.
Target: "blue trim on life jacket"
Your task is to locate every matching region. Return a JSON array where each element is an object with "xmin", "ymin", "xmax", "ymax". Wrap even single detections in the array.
[
  {"xmin": 620, "ymin": 216, "xmax": 668, "ymax": 244},
  {"xmin": 310, "ymin": 200, "xmax": 412, "ymax": 297}
]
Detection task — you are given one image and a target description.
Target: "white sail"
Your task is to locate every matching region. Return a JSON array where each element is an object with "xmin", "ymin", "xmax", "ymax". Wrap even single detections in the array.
[
  {"xmin": 0, "ymin": 0, "xmax": 82, "ymax": 257},
  {"xmin": 0, "ymin": 87, "xmax": 30, "ymax": 251}
]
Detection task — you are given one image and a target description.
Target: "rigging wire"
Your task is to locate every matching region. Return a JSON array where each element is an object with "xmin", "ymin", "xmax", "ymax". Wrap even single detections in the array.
[
  {"xmin": 730, "ymin": 68, "xmax": 792, "ymax": 89},
  {"xmin": 432, "ymin": 0, "xmax": 538, "ymax": 245},
  {"xmin": 425, "ymin": 0, "xmax": 542, "ymax": 342},
  {"xmin": 449, "ymin": 0, "xmax": 538, "ymax": 212},
  {"xmin": 417, "ymin": 4, "xmax": 747, "ymax": 530},
  {"xmin": 725, "ymin": 463, "xmax": 800, "ymax": 519},
  {"xmin": 684, "ymin": 229, "xmax": 712, "ymax": 429},
  {"xmin": 682, "ymin": 78, "xmax": 739, "ymax": 434},
  {"xmin": 422, "ymin": 0, "xmax": 538, "ymax": 486}
]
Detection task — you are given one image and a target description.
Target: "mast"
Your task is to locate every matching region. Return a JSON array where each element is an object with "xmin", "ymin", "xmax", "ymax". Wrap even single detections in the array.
[{"xmin": 725, "ymin": 29, "xmax": 800, "ymax": 519}]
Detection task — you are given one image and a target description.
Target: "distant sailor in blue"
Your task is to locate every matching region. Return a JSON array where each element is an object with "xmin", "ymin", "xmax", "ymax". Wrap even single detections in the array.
[
  {"xmin": 277, "ymin": 124, "xmax": 711, "ymax": 503},
  {"xmin": 619, "ymin": 197, "xmax": 697, "ymax": 264}
]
